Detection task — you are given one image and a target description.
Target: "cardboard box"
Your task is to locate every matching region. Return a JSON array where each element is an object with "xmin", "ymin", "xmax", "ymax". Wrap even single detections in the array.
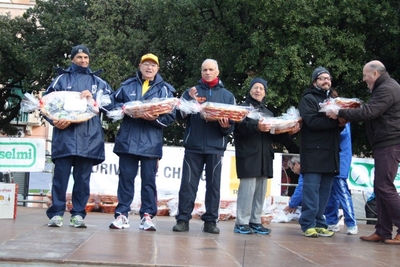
[{"xmin": 0, "ymin": 183, "xmax": 18, "ymax": 219}]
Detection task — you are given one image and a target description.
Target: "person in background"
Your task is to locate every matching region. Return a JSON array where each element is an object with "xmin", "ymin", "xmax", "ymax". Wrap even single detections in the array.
[
  {"xmin": 46, "ymin": 45, "xmax": 113, "ymax": 228},
  {"xmin": 283, "ymin": 156, "xmax": 303, "ymax": 214},
  {"xmin": 172, "ymin": 59, "xmax": 234, "ymax": 234},
  {"xmin": 326, "ymin": 60, "xmax": 400, "ymax": 244},
  {"xmin": 233, "ymin": 78, "xmax": 300, "ymax": 235},
  {"xmin": 298, "ymin": 66, "xmax": 343, "ymax": 238},
  {"xmin": 109, "ymin": 53, "xmax": 176, "ymax": 231},
  {"xmin": 325, "ymin": 88, "xmax": 358, "ymax": 235}
]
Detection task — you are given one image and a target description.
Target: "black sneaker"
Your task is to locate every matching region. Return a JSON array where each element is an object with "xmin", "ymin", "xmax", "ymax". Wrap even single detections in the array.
[
  {"xmin": 249, "ymin": 223, "xmax": 271, "ymax": 235},
  {"xmin": 172, "ymin": 220, "xmax": 189, "ymax": 232},
  {"xmin": 203, "ymin": 221, "xmax": 220, "ymax": 234},
  {"xmin": 234, "ymin": 224, "xmax": 254, "ymax": 234}
]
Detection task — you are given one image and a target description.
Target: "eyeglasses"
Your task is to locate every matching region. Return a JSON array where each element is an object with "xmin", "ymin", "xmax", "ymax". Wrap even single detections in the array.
[
  {"xmin": 317, "ymin": 76, "xmax": 331, "ymax": 81},
  {"xmin": 141, "ymin": 62, "xmax": 158, "ymax": 68}
]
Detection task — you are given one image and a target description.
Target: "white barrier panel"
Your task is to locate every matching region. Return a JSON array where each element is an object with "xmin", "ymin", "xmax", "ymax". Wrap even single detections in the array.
[
  {"xmin": 348, "ymin": 157, "xmax": 400, "ymax": 192},
  {"xmin": 67, "ymin": 146, "xmax": 400, "ymax": 200},
  {"xmin": 67, "ymin": 145, "xmax": 280, "ymax": 200},
  {"xmin": 275, "ymin": 154, "xmax": 400, "ymax": 194},
  {"xmin": 0, "ymin": 138, "xmax": 46, "ymax": 172}
]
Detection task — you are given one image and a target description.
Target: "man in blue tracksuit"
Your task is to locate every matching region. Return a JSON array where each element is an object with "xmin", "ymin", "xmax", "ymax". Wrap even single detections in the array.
[
  {"xmin": 46, "ymin": 45, "xmax": 113, "ymax": 228},
  {"xmin": 109, "ymin": 53, "xmax": 176, "ymax": 231},
  {"xmin": 283, "ymin": 156, "xmax": 303, "ymax": 214},
  {"xmin": 173, "ymin": 59, "xmax": 234, "ymax": 234},
  {"xmin": 325, "ymin": 120, "xmax": 358, "ymax": 234}
]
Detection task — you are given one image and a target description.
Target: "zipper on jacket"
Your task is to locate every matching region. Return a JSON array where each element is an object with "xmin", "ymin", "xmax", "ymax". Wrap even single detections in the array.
[{"xmin": 184, "ymin": 127, "xmax": 191, "ymax": 144}]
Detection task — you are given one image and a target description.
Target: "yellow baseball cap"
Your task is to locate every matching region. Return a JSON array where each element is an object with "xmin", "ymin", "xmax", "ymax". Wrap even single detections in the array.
[{"xmin": 140, "ymin": 53, "xmax": 159, "ymax": 65}]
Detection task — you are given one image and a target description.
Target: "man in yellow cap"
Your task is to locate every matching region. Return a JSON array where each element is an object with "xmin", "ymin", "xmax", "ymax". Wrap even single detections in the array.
[{"xmin": 109, "ymin": 53, "xmax": 176, "ymax": 231}]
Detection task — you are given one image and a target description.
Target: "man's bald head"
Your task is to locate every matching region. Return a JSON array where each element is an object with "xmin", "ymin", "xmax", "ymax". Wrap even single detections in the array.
[
  {"xmin": 364, "ymin": 60, "xmax": 386, "ymax": 74},
  {"xmin": 363, "ymin": 60, "xmax": 387, "ymax": 91}
]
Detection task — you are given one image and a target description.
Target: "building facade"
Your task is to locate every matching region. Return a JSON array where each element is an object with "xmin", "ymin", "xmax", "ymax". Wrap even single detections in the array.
[{"xmin": 0, "ymin": 0, "xmax": 36, "ymax": 17}]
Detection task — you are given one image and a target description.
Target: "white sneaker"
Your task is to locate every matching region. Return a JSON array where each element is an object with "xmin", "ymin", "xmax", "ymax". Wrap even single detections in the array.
[
  {"xmin": 109, "ymin": 214, "xmax": 130, "ymax": 229},
  {"xmin": 48, "ymin": 215, "xmax": 63, "ymax": 227},
  {"xmin": 347, "ymin": 225, "xmax": 358, "ymax": 235},
  {"xmin": 70, "ymin": 215, "xmax": 87, "ymax": 228},
  {"xmin": 327, "ymin": 222, "xmax": 340, "ymax": 232},
  {"xmin": 139, "ymin": 213, "xmax": 156, "ymax": 231}
]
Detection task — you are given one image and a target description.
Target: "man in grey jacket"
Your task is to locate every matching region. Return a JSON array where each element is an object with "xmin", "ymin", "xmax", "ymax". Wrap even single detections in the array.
[{"xmin": 327, "ymin": 60, "xmax": 400, "ymax": 244}]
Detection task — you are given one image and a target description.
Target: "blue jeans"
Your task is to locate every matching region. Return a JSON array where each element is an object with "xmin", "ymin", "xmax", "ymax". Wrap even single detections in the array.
[{"xmin": 299, "ymin": 172, "xmax": 334, "ymax": 232}]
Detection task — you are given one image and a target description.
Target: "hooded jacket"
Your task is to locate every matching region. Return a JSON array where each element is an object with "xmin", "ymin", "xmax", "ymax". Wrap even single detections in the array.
[
  {"xmin": 298, "ymin": 87, "xmax": 341, "ymax": 174},
  {"xmin": 234, "ymin": 95, "xmax": 299, "ymax": 179},
  {"xmin": 112, "ymin": 71, "xmax": 176, "ymax": 158},
  {"xmin": 178, "ymin": 79, "xmax": 234, "ymax": 156},
  {"xmin": 339, "ymin": 72, "xmax": 400, "ymax": 150},
  {"xmin": 45, "ymin": 63, "xmax": 113, "ymax": 165}
]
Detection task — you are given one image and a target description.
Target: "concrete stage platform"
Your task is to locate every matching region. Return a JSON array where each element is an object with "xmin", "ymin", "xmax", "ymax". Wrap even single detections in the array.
[{"xmin": 0, "ymin": 207, "xmax": 398, "ymax": 267}]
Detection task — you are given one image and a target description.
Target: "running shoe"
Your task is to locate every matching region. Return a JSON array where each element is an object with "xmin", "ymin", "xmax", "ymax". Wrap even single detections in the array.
[
  {"xmin": 139, "ymin": 213, "xmax": 156, "ymax": 231},
  {"xmin": 234, "ymin": 224, "xmax": 253, "ymax": 234},
  {"xmin": 48, "ymin": 215, "xmax": 63, "ymax": 227},
  {"xmin": 109, "ymin": 214, "xmax": 130, "ymax": 229},
  {"xmin": 69, "ymin": 215, "xmax": 87, "ymax": 228},
  {"xmin": 303, "ymin": 228, "xmax": 318, "ymax": 237},
  {"xmin": 249, "ymin": 223, "xmax": 271, "ymax": 235},
  {"xmin": 347, "ymin": 226, "xmax": 358, "ymax": 235},
  {"xmin": 315, "ymin": 227, "xmax": 334, "ymax": 237},
  {"xmin": 327, "ymin": 222, "xmax": 340, "ymax": 232}
]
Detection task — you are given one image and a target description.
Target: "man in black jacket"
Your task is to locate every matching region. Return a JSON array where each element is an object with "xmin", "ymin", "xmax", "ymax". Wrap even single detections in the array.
[
  {"xmin": 298, "ymin": 66, "xmax": 343, "ymax": 238},
  {"xmin": 327, "ymin": 60, "xmax": 400, "ymax": 244},
  {"xmin": 172, "ymin": 59, "xmax": 234, "ymax": 234}
]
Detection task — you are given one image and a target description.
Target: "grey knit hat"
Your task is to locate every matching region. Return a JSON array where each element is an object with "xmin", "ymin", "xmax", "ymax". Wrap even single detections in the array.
[
  {"xmin": 71, "ymin": 45, "xmax": 90, "ymax": 59},
  {"xmin": 312, "ymin": 66, "xmax": 331, "ymax": 82}
]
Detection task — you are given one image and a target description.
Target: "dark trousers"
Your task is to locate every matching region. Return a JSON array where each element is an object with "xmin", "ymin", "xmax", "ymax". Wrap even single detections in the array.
[
  {"xmin": 46, "ymin": 156, "xmax": 93, "ymax": 219},
  {"xmin": 114, "ymin": 153, "xmax": 158, "ymax": 219},
  {"xmin": 373, "ymin": 144, "xmax": 400, "ymax": 239},
  {"xmin": 176, "ymin": 152, "xmax": 222, "ymax": 222}
]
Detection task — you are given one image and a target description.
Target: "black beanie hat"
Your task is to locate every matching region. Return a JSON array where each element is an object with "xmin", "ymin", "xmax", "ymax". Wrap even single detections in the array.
[
  {"xmin": 312, "ymin": 66, "xmax": 331, "ymax": 82},
  {"xmin": 250, "ymin": 77, "xmax": 268, "ymax": 91},
  {"xmin": 71, "ymin": 45, "xmax": 90, "ymax": 59}
]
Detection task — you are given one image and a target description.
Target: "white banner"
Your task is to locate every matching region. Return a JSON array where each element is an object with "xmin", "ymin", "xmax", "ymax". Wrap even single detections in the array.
[
  {"xmin": 0, "ymin": 138, "xmax": 46, "ymax": 172},
  {"xmin": 68, "ymin": 145, "xmax": 244, "ymax": 201},
  {"xmin": 65, "ymin": 146, "xmax": 400, "ymax": 201}
]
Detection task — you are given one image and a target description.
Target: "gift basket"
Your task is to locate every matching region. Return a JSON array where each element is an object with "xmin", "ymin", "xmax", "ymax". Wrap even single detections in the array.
[
  {"xmin": 21, "ymin": 91, "xmax": 100, "ymax": 123},
  {"xmin": 123, "ymin": 98, "xmax": 179, "ymax": 118},
  {"xmin": 258, "ymin": 106, "xmax": 301, "ymax": 134},
  {"xmin": 200, "ymin": 102, "xmax": 253, "ymax": 122},
  {"xmin": 319, "ymin": 97, "xmax": 362, "ymax": 113}
]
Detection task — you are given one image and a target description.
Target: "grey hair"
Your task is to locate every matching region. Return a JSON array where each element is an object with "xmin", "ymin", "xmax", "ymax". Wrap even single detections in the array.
[
  {"xmin": 289, "ymin": 156, "xmax": 300, "ymax": 166},
  {"xmin": 202, "ymin": 59, "xmax": 219, "ymax": 70}
]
